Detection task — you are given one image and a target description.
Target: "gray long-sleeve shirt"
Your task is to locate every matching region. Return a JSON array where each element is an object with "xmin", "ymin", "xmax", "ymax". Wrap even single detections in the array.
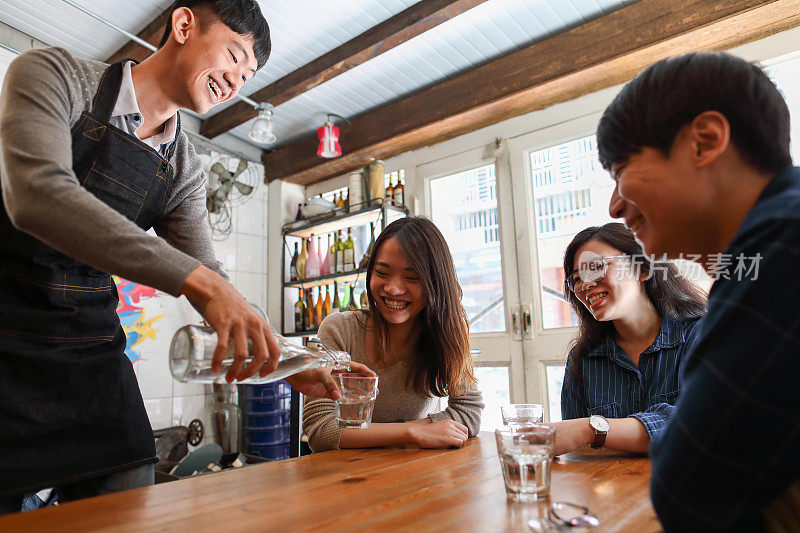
[{"xmin": 0, "ymin": 47, "xmax": 225, "ymax": 296}]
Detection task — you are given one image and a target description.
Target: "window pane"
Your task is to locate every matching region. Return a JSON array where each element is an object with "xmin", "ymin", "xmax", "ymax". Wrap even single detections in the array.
[
  {"xmin": 545, "ymin": 365, "xmax": 565, "ymax": 422},
  {"xmin": 430, "ymin": 164, "xmax": 505, "ymax": 333},
  {"xmin": 530, "ymin": 135, "xmax": 615, "ymax": 329},
  {"xmin": 475, "ymin": 366, "xmax": 511, "ymax": 431}
]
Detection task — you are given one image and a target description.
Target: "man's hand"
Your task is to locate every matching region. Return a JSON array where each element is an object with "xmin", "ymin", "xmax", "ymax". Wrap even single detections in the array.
[
  {"xmin": 285, "ymin": 362, "xmax": 375, "ymax": 399},
  {"xmin": 552, "ymin": 418, "xmax": 594, "ymax": 456},
  {"xmin": 181, "ymin": 265, "xmax": 280, "ymax": 382},
  {"xmin": 407, "ymin": 419, "xmax": 469, "ymax": 448}
]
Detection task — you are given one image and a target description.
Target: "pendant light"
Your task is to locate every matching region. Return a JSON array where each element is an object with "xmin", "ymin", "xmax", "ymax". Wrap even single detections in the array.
[
  {"xmin": 317, "ymin": 115, "xmax": 342, "ymax": 159},
  {"xmin": 249, "ymin": 103, "xmax": 277, "ymax": 145}
]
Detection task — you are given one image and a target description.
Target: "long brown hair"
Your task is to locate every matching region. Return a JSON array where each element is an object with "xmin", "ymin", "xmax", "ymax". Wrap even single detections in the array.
[
  {"xmin": 563, "ymin": 223, "xmax": 707, "ymax": 378},
  {"xmin": 365, "ymin": 217, "xmax": 475, "ymax": 397}
]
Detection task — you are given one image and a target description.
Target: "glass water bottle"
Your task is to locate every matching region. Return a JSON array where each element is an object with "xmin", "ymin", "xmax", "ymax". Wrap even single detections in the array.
[{"xmin": 170, "ymin": 326, "xmax": 351, "ymax": 384}]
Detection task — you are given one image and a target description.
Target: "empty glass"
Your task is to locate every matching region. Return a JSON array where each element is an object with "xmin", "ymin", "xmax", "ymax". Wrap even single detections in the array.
[
  {"xmin": 334, "ymin": 374, "xmax": 379, "ymax": 429},
  {"xmin": 495, "ymin": 425, "xmax": 556, "ymax": 502},
  {"xmin": 501, "ymin": 403, "xmax": 544, "ymax": 428}
]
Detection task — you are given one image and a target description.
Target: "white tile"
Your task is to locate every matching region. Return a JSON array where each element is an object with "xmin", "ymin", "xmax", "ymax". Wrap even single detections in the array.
[
  {"xmin": 236, "ymin": 272, "xmax": 266, "ymax": 310},
  {"xmin": 235, "ymin": 197, "xmax": 266, "ymax": 236},
  {"xmin": 144, "ymin": 398, "xmax": 173, "ymax": 431},
  {"xmin": 212, "ymin": 236, "xmax": 237, "ymax": 272},
  {"xmin": 172, "ymin": 381, "xmax": 206, "ymax": 397},
  {"xmin": 236, "ymin": 233, "xmax": 264, "ymax": 274}
]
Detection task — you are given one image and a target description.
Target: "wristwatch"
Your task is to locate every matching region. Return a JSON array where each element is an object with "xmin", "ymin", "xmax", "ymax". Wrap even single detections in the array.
[{"xmin": 589, "ymin": 415, "xmax": 610, "ymax": 449}]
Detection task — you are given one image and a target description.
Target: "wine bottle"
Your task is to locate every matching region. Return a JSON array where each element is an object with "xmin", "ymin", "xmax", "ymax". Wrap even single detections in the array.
[
  {"xmin": 358, "ymin": 222, "xmax": 375, "ymax": 269},
  {"xmin": 295, "ymin": 202, "xmax": 303, "ymax": 221},
  {"xmin": 336, "ymin": 230, "xmax": 345, "ymax": 273},
  {"xmin": 294, "ymin": 289, "xmax": 305, "ymax": 332},
  {"xmin": 306, "ymin": 234, "xmax": 320, "ymax": 278},
  {"xmin": 169, "ymin": 326, "xmax": 351, "ymax": 384},
  {"xmin": 315, "ymin": 286, "xmax": 325, "ymax": 325},
  {"xmin": 289, "ymin": 242, "xmax": 299, "ymax": 282},
  {"xmin": 329, "ymin": 233, "xmax": 338, "ymax": 275},
  {"xmin": 332, "ymin": 281, "xmax": 341, "ymax": 313},
  {"xmin": 320, "ymin": 235, "xmax": 331, "ymax": 276},
  {"xmin": 297, "ymin": 238, "xmax": 308, "ymax": 279},
  {"xmin": 341, "ymin": 281, "xmax": 351, "ymax": 312},
  {"xmin": 324, "ymin": 284, "xmax": 332, "ymax": 317},
  {"xmin": 306, "ymin": 290, "xmax": 315, "ymax": 330},
  {"xmin": 385, "ymin": 177, "xmax": 394, "ymax": 202},
  {"xmin": 393, "ymin": 177, "xmax": 404, "ymax": 206},
  {"xmin": 344, "ymin": 228, "xmax": 356, "ymax": 271},
  {"xmin": 347, "ymin": 284, "xmax": 360, "ymax": 311}
]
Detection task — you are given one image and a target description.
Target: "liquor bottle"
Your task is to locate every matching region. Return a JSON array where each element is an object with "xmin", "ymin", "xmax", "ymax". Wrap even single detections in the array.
[
  {"xmin": 336, "ymin": 230, "xmax": 345, "ymax": 273},
  {"xmin": 306, "ymin": 234, "xmax": 320, "ymax": 278},
  {"xmin": 336, "ymin": 192, "xmax": 345, "ymax": 210},
  {"xmin": 340, "ymin": 281, "xmax": 351, "ymax": 311},
  {"xmin": 347, "ymin": 284, "xmax": 360, "ymax": 311},
  {"xmin": 344, "ymin": 228, "xmax": 356, "ymax": 271},
  {"xmin": 329, "ymin": 233, "xmax": 338, "ymax": 274},
  {"xmin": 294, "ymin": 289, "xmax": 305, "ymax": 332},
  {"xmin": 289, "ymin": 242, "xmax": 299, "ymax": 282},
  {"xmin": 320, "ymin": 235, "xmax": 331, "ymax": 276},
  {"xmin": 385, "ymin": 178, "xmax": 394, "ymax": 203},
  {"xmin": 358, "ymin": 222, "xmax": 375, "ymax": 269},
  {"xmin": 295, "ymin": 203, "xmax": 303, "ymax": 221},
  {"xmin": 169, "ymin": 325, "xmax": 351, "ymax": 384},
  {"xmin": 332, "ymin": 281, "xmax": 341, "ymax": 313},
  {"xmin": 333, "ymin": 192, "xmax": 340, "ymax": 210},
  {"xmin": 360, "ymin": 290, "xmax": 369, "ymax": 309},
  {"xmin": 393, "ymin": 176, "xmax": 404, "ymax": 206},
  {"xmin": 323, "ymin": 284, "xmax": 332, "ymax": 317},
  {"xmin": 315, "ymin": 286, "xmax": 325, "ymax": 325},
  {"xmin": 297, "ymin": 238, "xmax": 308, "ymax": 279},
  {"xmin": 306, "ymin": 290, "xmax": 315, "ymax": 330}
]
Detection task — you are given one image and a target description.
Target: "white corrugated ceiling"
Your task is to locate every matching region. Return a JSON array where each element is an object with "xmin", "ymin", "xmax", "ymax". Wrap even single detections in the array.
[{"xmin": 0, "ymin": 0, "xmax": 640, "ymax": 150}]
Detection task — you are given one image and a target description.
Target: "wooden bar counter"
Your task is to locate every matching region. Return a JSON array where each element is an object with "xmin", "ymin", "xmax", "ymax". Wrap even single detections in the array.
[{"xmin": 0, "ymin": 432, "xmax": 660, "ymax": 532}]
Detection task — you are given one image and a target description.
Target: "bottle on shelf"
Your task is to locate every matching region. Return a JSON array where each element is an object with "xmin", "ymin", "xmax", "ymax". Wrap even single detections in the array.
[
  {"xmin": 295, "ymin": 202, "xmax": 303, "ymax": 221},
  {"xmin": 347, "ymin": 284, "xmax": 360, "ymax": 311},
  {"xmin": 324, "ymin": 284, "xmax": 332, "ymax": 317},
  {"xmin": 393, "ymin": 176, "xmax": 405, "ymax": 206},
  {"xmin": 306, "ymin": 290, "xmax": 315, "ymax": 331},
  {"xmin": 297, "ymin": 238, "xmax": 309, "ymax": 279},
  {"xmin": 360, "ymin": 290, "xmax": 369, "ymax": 310},
  {"xmin": 329, "ymin": 232, "xmax": 338, "ymax": 275},
  {"xmin": 332, "ymin": 281, "xmax": 341, "ymax": 313},
  {"xmin": 344, "ymin": 228, "xmax": 356, "ymax": 271},
  {"xmin": 315, "ymin": 286, "xmax": 325, "ymax": 325},
  {"xmin": 336, "ymin": 230, "xmax": 345, "ymax": 273},
  {"xmin": 336, "ymin": 191, "xmax": 345, "ymax": 210},
  {"xmin": 306, "ymin": 234, "xmax": 320, "ymax": 279},
  {"xmin": 385, "ymin": 177, "xmax": 394, "ymax": 203},
  {"xmin": 340, "ymin": 281, "xmax": 351, "ymax": 312},
  {"xmin": 320, "ymin": 235, "xmax": 330, "ymax": 276},
  {"xmin": 169, "ymin": 325, "xmax": 351, "ymax": 384},
  {"xmin": 333, "ymin": 192, "xmax": 340, "ymax": 210},
  {"xmin": 289, "ymin": 242, "xmax": 299, "ymax": 282},
  {"xmin": 294, "ymin": 289, "xmax": 305, "ymax": 332},
  {"xmin": 343, "ymin": 189, "xmax": 349, "ymax": 212},
  {"xmin": 358, "ymin": 222, "xmax": 376, "ymax": 269}
]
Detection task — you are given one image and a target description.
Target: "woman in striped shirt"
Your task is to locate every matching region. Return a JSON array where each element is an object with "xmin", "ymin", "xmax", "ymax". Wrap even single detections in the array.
[{"xmin": 553, "ymin": 223, "xmax": 707, "ymax": 455}]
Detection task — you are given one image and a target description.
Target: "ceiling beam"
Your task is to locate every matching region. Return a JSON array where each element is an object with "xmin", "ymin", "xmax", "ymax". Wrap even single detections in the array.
[
  {"xmin": 261, "ymin": 0, "xmax": 800, "ymax": 186},
  {"xmin": 199, "ymin": 0, "xmax": 489, "ymax": 139},
  {"xmin": 104, "ymin": 7, "xmax": 172, "ymax": 64}
]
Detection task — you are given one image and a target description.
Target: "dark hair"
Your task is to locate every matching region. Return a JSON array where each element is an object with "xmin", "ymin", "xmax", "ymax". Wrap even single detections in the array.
[
  {"xmin": 563, "ymin": 223, "xmax": 707, "ymax": 378},
  {"xmin": 158, "ymin": 1, "xmax": 271, "ymax": 70},
  {"xmin": 365, "ymin": 217, "xmax": 475, "ymax": 397},
  {"xmin": 597, "ymin": 52, "xmax": 791, "ymax": 174}
]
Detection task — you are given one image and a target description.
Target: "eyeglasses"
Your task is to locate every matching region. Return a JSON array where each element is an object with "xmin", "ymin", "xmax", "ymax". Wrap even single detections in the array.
[{"xmin": 565, "ymin": 255, "xmax": 628, "ymax": 293}]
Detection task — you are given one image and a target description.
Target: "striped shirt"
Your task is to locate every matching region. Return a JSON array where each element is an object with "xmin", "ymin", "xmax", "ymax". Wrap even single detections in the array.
[
  {"xmin": 650, "ymin": 165, "xmax": 800, "ymax": 532},
  {"xmin": 561, "ymin": 315, "xmax": 702, "ymax": 440}
]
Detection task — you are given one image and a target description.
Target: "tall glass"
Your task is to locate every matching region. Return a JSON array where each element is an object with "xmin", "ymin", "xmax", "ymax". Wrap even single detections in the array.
[
  {"xmin": 495, "ymin": 425, "xmax": 556, "ymax": 502},
  {"xmin": 334, "ymin": 374, "xmax": 379, "ymax": 429},
  {"xmin": 169, "ymin": 326, "xmax": 350, "ymax": 384}
]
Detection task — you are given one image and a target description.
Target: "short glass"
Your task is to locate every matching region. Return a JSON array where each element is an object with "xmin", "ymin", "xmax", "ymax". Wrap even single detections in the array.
[
  {"xmin": 495, "ymin": 425, "xmax": 556, "ymax": 502},
  {"xmin": 334, "ymin": 374, "xmax": 379, "ymax": 429},
  {"xmin": 501, "ymin": 403, "xmax": 544, "ymax": 428}
]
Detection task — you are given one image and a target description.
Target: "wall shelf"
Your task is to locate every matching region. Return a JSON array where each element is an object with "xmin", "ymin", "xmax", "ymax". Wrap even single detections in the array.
[
  {"xmin": 282, "ymin": 201, "xmax": 407, "ymax": 239},
  {"xmin": 283, "ymin": 269, "xmax": 366, "ymax": 289}
]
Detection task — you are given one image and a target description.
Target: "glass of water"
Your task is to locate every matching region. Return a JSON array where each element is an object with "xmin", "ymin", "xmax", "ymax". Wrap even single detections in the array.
[
  {"xmin": 334, "ymin": 374, "xmax": 379, "ymax": 429},
  {"xmin": 501, "ymin": 404, "xmax": 544, "ymax": 428},
  {"xmin": 495, "ymin": 425, "xmax": 556, "ymax": 502}
]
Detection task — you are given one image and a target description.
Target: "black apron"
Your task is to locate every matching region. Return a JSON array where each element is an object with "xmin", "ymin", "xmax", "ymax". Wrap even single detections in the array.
[{"xmin": 0, "ymin": 60, "xmax": 179, "ymax": 495}]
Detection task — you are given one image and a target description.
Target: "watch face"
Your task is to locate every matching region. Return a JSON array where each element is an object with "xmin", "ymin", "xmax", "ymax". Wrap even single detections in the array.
[{"xmin": 590, "ymin": 415, "xmax": 610, "ymax": 432}]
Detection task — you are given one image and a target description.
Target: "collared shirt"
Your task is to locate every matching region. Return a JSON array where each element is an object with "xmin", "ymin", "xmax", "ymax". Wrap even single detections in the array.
[
  {"xmin": 650, "ymin": 165, "xmax": 800, "ymax": 532},
  {"xmin": 561, "ymin": 315, "xmax": 702, "ymax": 440},
  {"xmin": 110, "ymin": 61, "xmax": 177, "ymax": 157}
]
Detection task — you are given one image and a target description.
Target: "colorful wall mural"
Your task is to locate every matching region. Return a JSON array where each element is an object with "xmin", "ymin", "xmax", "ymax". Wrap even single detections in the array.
[{"xmin": 113, "ymin": 276, "xmax": 163, "ymax": 364}]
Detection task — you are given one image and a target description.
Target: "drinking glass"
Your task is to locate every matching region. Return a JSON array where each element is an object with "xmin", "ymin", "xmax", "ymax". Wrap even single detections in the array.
[
  {"xmin": 501, "ymin": 403, "xmax": 544, "ymax": 427},
  {"xmin": 495, "ymin": 425, "xmax": 556, "ymax": 502},
  {"xmin": 334, "ymin": 374, "xmax": 379, "ymax": 429}
]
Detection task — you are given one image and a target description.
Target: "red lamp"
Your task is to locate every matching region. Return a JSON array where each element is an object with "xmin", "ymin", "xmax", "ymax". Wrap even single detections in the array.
[{"xmin": 317, "ymin": 117, "xmax": 341, "ymax": 159}]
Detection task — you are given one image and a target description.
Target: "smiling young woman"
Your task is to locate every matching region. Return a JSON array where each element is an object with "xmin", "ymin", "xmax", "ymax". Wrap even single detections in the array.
[
  {"xmin": 303, "ymin": 217, "xmax": 484, "ymax": 452},
  {"xmin": 553, "ymin": 223, "xmax": 707, "ymax": 456}
]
